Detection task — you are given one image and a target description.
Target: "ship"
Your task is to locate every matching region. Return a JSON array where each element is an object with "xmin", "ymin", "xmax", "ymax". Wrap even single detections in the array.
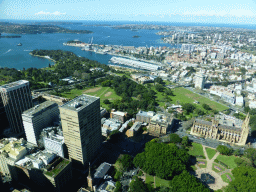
[{"xmin": 17, "ymin": 43, "xmax": 22, "ymax": 46}]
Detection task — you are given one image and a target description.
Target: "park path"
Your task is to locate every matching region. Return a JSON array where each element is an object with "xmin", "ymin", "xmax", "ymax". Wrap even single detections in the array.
[
  {"xmin": 98, "ymin": 87, "xmax": 110, "ymax": 97},
  {"xmin": 195, "ymin": 145, "xmax": 228, "ymax": 191}
]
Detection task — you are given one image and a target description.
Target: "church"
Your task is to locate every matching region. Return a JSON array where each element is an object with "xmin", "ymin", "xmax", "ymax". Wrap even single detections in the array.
[{"xmin": 190, "ymin": 114, "xmax": 250, "ymax": 146}]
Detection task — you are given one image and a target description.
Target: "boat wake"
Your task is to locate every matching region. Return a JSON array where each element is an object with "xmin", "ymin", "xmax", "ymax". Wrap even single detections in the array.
[
  {"xmin": 24, "ymin": 50, "xmax": 33, "ymax": 51},
  {"xmin": 3, "ymin": 49, "xmax": 12, "ymax": 54}
]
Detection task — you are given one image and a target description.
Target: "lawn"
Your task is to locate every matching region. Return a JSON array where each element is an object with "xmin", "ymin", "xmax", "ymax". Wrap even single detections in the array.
[
  {"xmin": 205, "ymin": 147, "xmax": 217, "ymax": 160},
  {"xmin": 170, "ymin": 87, "xmax": 229, "ymax": 111},
  {"xmin": 216, "ymin": 155, "xmax": 239, "ymax": 169},
  {"xmin": 221, "ymin": 173, "xmax": 235, "ymax": 183},
  {"xmin": 188, "ymin": 143, "xmax": 205, "ymax": 157},
  {"xmin": 60, "ymin": 85, "xmax": 121, "ymax": 108},
  {"xmin": 145, "ymin": 174, "xmax": 170, "ymax": 188}
]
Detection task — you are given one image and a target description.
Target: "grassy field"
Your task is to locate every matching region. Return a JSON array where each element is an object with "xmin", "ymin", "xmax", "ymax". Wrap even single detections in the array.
[
  {"xmin": 188, "ymin": 143, "xmax": 205, "ymax": 157},
  {"xmin": 60, "ymin": 85, "xmax": 121, "ymax": 108},
  {"xmin": 221, "ymin": 173, "xmax": 235, "ymax": 183},
  {"xmin": 145, "ymin": 174, "xmax": 170, "ymax": 188},
  {"xmin": 216, "ymin": 155, "xmax": 239, "ymax": 169},
  {"xmin": 170, "ymin": 87, "xmax": 229, "ymax": 111},
  {"xmin": 205, "ymin": 147, "xmax": 217, "ymax": 160},
  {"xmin": 152, "ymin": 86, "xmax": 228, "ymax": 111}
]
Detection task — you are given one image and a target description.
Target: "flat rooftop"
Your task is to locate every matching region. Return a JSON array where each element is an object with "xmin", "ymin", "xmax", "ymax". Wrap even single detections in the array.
[
  {"xmin": 0, "ymin": 80, "xmax": 29, "ymax": 90},
  {"xmin": 60, "ymin": 94, "xmax": 99, "ymax": 112},
  {"xmin": 22, "ymin": 101, "xmax": 57, "ymax": 117}
]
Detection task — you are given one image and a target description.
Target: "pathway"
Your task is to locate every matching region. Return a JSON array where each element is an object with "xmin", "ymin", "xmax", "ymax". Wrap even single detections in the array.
[
  {"xmin": 195, "ymin": 145, "xmax": 228, "ymax": 190},
  {"xmin": 98, "ymin": 87, "xmax": 110, "ymax": 97}
]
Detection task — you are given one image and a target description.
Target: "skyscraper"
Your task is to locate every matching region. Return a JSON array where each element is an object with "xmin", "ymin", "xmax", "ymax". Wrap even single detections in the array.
[
  {"xmin": 194, "ymin": 73, "xmax": 206, "ymax": 90},
  {"xmin": 59, "ymin": 95, "xmax": 102, "ymax": 167},
  {"xmin": 0, "ymin": 80, "xmax": 33, "ymax": 134},
  {"xmin": 22, "ymin": 101, "xmax": 59, "ymax": 146}
]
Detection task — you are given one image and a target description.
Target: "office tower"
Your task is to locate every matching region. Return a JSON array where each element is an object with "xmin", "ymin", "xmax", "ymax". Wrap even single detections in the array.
[
  {"xmin": 194, "ymin": 73, "xmax": 206, "ymax": 90},
  {"xmin": 22, "ymin": 101, "xmax": 59, "ymax": 146},
  {"xmin": 0, "ymin": 95, "xmax": 8, "ymax": 131},
  {"xmin": 59, "ymin": 95, "xmax": 102, "ymax": 167},
  {"xmin": 0, "ymin": 80, "xmax": 33, "ymax": 134}
]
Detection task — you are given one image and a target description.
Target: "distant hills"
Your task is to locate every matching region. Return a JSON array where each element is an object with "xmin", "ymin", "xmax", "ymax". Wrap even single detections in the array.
[{"xmin": 0, "ymin": 22, "xmax": 93, "ymax": 34}]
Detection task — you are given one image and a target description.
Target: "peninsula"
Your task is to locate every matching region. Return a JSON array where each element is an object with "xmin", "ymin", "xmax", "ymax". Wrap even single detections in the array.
[{"xmin": 0, "ymin": 22, "xmax": 93, "ymax": 34}]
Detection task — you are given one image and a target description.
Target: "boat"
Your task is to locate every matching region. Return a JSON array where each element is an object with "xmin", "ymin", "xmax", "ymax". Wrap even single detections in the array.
[{"xmin": 17, "ymin": 43, "xmax": 22, "ymax": 46}]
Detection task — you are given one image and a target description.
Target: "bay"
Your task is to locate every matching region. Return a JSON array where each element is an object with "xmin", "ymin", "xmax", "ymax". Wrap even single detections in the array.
[{"xmin": 0, "ymin": 22, "xmax": 174, "ymax": 70}]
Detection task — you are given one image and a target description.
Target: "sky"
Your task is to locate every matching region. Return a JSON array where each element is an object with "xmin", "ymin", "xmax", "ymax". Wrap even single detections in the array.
[{"xmin": 1, "ymin": 0, "xmax": 256, "ymax": 24}]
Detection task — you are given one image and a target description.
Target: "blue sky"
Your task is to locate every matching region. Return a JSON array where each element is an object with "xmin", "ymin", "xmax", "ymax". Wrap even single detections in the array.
[{"xmin": 1, "ymin": 0, "xmax": 256, "ymax": 24}]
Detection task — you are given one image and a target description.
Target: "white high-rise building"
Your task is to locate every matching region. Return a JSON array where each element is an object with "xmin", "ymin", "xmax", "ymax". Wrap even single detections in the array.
[
  {"xmin": 22, "ymin": 101, "xmax": 59, "ymax": 146},
  {"xmin": 194, "ymin": 73, "xmax": 206, "ymax": 90}
]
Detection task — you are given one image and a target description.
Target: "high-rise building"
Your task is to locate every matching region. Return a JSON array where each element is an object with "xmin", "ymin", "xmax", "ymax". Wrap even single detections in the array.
[
  {"xmin": 0, "ymin": 95, "xmax": 8, "ymax": 131},
  {"xmin": 59, "ymin": 95, "xmax": 102, "ymax": 167},
  {"xmin": 0, "ymin": 80, "xmax": 33, "ymax": 134},
  {"xmin": 22, "ymin": 101, "xmax": 59, "ymax": 146},
  {"xmin": 194, "ymin": 73, "xmax": 206, "ymax": 90}
]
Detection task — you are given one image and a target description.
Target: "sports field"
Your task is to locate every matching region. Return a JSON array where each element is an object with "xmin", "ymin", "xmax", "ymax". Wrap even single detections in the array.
[
  {"xmin": 61, "ymin": 86, "xmax": 121, "ymax": 108},
  {"xmin": 170, "ymin": 87, "xmax": 228, "ymax": 111}
]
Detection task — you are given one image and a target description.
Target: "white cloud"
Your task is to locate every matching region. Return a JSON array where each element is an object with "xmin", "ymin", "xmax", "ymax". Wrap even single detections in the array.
[{"xmin": 35, "ymin": 11, "xmax": 66, "ymax": 16}]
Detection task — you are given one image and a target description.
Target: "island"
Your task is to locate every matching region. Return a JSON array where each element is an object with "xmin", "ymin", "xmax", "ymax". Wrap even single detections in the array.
[{"xmin": 0, "ymin": 22, "xmax": 93, "ymax": 34}]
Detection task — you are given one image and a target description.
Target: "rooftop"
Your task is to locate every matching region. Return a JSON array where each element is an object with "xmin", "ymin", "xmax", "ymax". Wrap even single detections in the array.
[
  {"xmin": 22, "ymin": 101, "xmax": 57, "ymax": 117},
  {"xmin": 0, "ymin": 138, "xmax": 26, "ymax": 160},
  {"xmin": 60, "ymin": 94, "xmax": 99, "ymax": 112},
  {"xmin": 0, "ymin": 80, "xmax": 29, "ymax": 91},
  {"xmin": 44, "ymin": 157, "xmax": 70, "ymax": 178},
  {"xmin": 94, "ymin": 162, "xmax": 112, "ymax": 180}
]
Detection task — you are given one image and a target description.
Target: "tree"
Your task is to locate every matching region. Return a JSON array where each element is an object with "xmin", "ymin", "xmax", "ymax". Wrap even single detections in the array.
[
  {"xmin": 216, "ymin": 145, "xmax": 233, "ymax": 155},
  {"xmin": 133, "ymin": 142, "xmax": 190, "ymax": 180},
  {"xmin": 181, "ymin": 136, "xmax": 189, "ymax": 146},
  {"xmin": 225, "ymin": 166, "xmax": 256, "ymax": 192},
  {"xmin": 195, "ymin": 108, "xmax": 205, "ymax": 116},
  {"xmin": 170, "ymin": 133, "xmax": 182, "ymax": 144},
  {"xmin": 114, "ymin": 170, "xmax": 123, "ymax": 180},
  {"xmin": 164, "ymin": 89, "xmax": 174, "ymax": 96},
  {"xmin": 169, "ymin": 171, "xmax": 210, "ymax": 192},
  {"xmin": 202, "ymin": 104, "xmax": 212, "ymax": 111},
  {"xmin": 233, "ymin": 149, "xmax": 241, "ymax": 157},
  {"xmin": 129, "ymin": 177, "xmax": 153, "ymax": 192},
  {"xmin": 154, "ymin": 77, "xmax": 164, "ymax": 85},
  {"xmin": 182, "ymin": 103, "xmax": 196, "ymax": 115},
  {"xmin": 114, "ymin": 181, "xmax": 122, "ymax": 192},
  {"xmin": 103, "ymin": 99, "xmax": 111, "ymax": 104},
  {"xmin": 117, "ymin": 154, "xmax": 134, "ymax": 171},
  {"xmin": 155, "ymin": 84, "xmax": 165, "ymax": 92}
]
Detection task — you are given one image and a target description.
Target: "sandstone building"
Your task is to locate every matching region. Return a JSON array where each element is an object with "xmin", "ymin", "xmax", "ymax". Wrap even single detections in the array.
[{"xmin": 190, "ymin": 114, "xmax": 250, "ymax": 145}]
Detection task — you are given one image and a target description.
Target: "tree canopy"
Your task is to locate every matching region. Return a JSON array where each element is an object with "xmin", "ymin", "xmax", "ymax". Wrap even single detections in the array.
[
  {"xmin": 169, "ymin": 171, "xmax": 210, "ymax": 192},
  {"xmin": 216, "ymin": 145, "xmax": 233, "ymax": 156},
  {"xmin": 133, "ymin": 141, "xmax": 190, "ymax": 180},
  {"xmin": 225, "ymin": 166, "xmax": 256, "ymax": 192},
  {"xmin": 169, "ymin": 133, "xmax": 182, "ymax": 144}
]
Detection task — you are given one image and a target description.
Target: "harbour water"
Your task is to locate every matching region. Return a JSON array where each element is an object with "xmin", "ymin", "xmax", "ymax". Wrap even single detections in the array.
[
  {"xmin": 0, "ymin": 21, "xmax": 174, "ymax": 69},
  {"xmin": 1, "ymin": 20, "xmax": 256, "ymax": 70}
]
